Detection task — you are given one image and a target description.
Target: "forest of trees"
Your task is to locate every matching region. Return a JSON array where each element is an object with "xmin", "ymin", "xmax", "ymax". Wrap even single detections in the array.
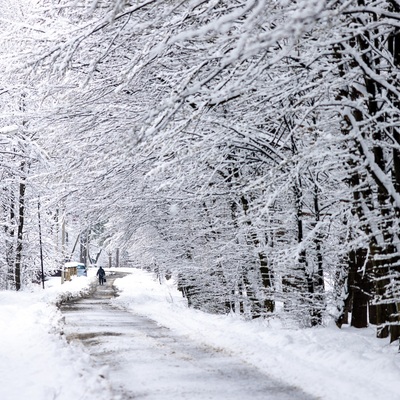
[{"xmin": 0, "ymin": 0, "xmax": 400, "ymax": 343}]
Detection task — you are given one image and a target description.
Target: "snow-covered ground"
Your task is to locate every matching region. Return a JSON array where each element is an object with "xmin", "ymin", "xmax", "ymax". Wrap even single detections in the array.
[
  {"xmin": 1, "ymin": 267, "xmax": 399, "ymax": 400},
  {"xmin": 0, "ymin": 272, "xmax": 113, "ymax": 400}
]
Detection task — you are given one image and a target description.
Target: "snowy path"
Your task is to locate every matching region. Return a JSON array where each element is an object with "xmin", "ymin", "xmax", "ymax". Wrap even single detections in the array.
[{"xmin": 61, "ymin": 273, "xmax": 315, "ymax": 400}]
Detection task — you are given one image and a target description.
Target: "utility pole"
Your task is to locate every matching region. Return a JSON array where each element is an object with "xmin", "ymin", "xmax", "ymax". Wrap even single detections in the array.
[{"xmin": 61, "ymin": 213, "xmax": 66, "ymax": 262}]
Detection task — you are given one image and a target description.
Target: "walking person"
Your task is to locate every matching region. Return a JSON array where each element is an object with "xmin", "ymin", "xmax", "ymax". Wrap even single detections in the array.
[{"xmin": 96, "ymin": 266, "xmax": 106, "ymax": 285}]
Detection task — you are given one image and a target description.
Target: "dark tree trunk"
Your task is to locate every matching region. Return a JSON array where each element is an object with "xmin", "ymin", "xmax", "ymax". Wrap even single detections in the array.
[
  {"xmin": 15, "ymin": 168, "xmax": 26, "ymax": 291},
  {"xmin": 349, "ymin": 249, "xmax": 371, "ymax": 328}
]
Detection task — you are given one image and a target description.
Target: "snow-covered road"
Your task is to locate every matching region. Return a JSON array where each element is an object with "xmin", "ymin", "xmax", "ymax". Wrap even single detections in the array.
[{"xmin": 61, "ymin": 273, "xmax": 314, "ymax": 400}]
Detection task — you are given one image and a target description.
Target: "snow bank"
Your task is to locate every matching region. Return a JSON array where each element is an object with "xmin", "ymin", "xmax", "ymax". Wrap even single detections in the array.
[
  {"xmin": 112, "ymin": 268, "xmax": 400, "ymax": 400},
  {"xmin": 0, "ymin": 273, "xmax": 112, "ymax": 400}
]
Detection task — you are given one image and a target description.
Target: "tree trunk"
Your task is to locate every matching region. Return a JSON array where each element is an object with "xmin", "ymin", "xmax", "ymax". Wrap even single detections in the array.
[
  {"xmin": 240, "ymin": 195, "xmax": 275, "ymax": 315},
  {"xmin": 4, "ymin": 187, "xmax": 15, "ymax": 289},
  {"xmin": 349, "ymin": 249, "xmax": 370, "ymax": 328},
  {"xmin": 14, "ymin": 167, "xmax": 26, "ymax": 291}
]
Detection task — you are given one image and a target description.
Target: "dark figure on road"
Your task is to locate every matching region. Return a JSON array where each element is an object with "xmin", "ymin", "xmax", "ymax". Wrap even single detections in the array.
[{"xmin": 96, "ymin": 266, "xmax": 106, "ymax": 285}]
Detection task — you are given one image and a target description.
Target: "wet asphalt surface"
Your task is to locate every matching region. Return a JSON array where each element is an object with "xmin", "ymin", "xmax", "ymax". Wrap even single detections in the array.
[{"xmin": 60, "ymin": 272, "xmax": 316, "ymax": 400}]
